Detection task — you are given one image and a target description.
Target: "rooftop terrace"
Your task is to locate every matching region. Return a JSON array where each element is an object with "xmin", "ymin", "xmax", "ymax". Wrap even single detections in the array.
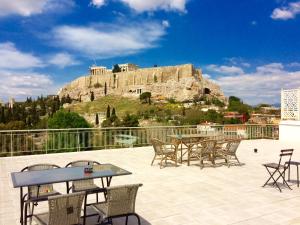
[{"xmin": 1, "ymin": 139, "xmax": 300, "ymax": 225}]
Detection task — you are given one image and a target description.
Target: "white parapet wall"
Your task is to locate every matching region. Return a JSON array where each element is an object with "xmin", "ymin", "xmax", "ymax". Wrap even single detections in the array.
[
  {"xmin": 280, "ymin": 88, "xmax": 300, "ymax": 143},
  {"xmin": 279, "ymin": 120, "xmax": 300, "ymax": 143}
]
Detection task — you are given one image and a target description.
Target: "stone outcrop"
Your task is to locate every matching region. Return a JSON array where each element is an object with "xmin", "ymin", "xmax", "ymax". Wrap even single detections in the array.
[{"xmin": 58, "ymin": 64, "xmax": 226, "ymax": 103}]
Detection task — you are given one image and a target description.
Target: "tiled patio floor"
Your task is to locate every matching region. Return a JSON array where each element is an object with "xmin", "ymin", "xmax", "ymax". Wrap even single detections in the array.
[{"xmin": 1, "ymin": 139, "xmax": 300, "ymax": 225}]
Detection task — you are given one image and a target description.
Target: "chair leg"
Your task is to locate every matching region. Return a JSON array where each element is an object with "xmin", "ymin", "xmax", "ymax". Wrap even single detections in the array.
[
  {"xmin": 125, "ymin": 215, "xmax": 128, "ymax": 225},
  {"xmin": 297, "ymin": 166, "xmax": 299, "ymax": 187},
  {"xmin": 151, "ymin": 154, "xmax": 156, "ymax": 166},
  {"xmin": 160, "ymin": 157, "xmax": 164, "ymax": 169},
  {"xmin": 235, "ymin": 154, "xmax": 240, "ymax": 165},
  {"xmin": 288, "ymin": 165, "xmax": 291, "ymax": 181},
  {"xmin": 227, "ymin": 155, "xmax": 230, "ymax": 168},
  {"xmin": 263, "ymin": 167, "xmax": 282, "ymax": 192},
  {"xmin": 279, "ymin": 169, "xmax": 292, "ymax": 190}
]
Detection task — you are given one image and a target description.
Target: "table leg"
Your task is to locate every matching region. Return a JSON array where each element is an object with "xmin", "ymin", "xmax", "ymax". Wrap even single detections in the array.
[
  {"xmin": 107, "ymin": 177, "xmax": 112, "ymax": 186},
  {"xmin": 66, "ymin": 181, "xmax": 70, "ymax": 193},
  {"xmin": 20, "ymin": 187, "xmax": 23, "ymax": 225}
]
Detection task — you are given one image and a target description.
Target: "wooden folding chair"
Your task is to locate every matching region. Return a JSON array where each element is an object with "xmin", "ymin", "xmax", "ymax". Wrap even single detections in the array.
[{"xmin": 262, "ymin": 149, "xmax": 293, "ymax": 192}]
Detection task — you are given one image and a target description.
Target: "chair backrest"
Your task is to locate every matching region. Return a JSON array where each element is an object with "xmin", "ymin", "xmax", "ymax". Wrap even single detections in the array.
[
  {"xmin": 106, "ymin": 184, "xmax": 142, "ymax": 217},
  {"xmin": 200, "ymin": 140, "xmax": 216, "ymax": 154},
  {"xmin": 227, "ymin": 139, "xmax": 241, "ymax": 154},
  {"xmin": 21, "ymin": 164, "xmax": 60, "ymax": 198},
  {"xmin": 65, "ymin": 160, "xmax": 101, "ymax": 188},
  {"xmin": 48, "ymin": 192, "xmax": 85, "ymax": 225},
  {"xmin": 65, "ymin": 160, "xmax": 101, "ymax": 167},
  {"xmin": 151, "ymin": 138, "xmax": 165, "ymax": 155},
  {"xmin": 279, "ymin": 149, "xmax": 293, "ymax": 167}
]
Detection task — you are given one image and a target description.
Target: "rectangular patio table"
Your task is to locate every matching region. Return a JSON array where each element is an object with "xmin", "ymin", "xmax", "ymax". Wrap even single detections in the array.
[
  {"xmin": 168, "ymin": 134, "xmax": 212, "ymax": 164},
  {"xmin": 11, "ymin": 163, "xmax": 132, "ymax": 225}
]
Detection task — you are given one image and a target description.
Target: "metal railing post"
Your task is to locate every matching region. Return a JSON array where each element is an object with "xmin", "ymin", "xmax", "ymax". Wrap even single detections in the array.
[
  {"xmin": 10, "ymin": 132, "xmax": 13, "ymax": 157},
  {"xmin": 77, "ymin": 130, "xmax": 80, "ymax": 152}
]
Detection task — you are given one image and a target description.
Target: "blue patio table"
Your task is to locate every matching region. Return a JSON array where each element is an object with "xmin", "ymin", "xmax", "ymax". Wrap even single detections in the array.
[{"xmin": 11, "ymin": 163, "xmax": 132, "ymax": 225}]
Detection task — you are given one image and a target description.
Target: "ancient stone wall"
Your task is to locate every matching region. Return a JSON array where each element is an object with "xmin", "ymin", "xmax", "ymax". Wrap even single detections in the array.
[{"xmin": 58, "ymin": 64, "xmax": 226, "ymax": 103}]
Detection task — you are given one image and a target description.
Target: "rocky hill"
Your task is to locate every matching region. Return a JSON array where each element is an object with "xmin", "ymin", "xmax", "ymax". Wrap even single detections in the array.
[{"xmin": 58, "ymin": 63, "xmax": 226, "ymax": 103}]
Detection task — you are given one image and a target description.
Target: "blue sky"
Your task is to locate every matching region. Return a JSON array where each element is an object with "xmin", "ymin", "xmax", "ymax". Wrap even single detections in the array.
[{"xmin": 0, "ymin": 0, "xmax": 300, "ymax": 105}]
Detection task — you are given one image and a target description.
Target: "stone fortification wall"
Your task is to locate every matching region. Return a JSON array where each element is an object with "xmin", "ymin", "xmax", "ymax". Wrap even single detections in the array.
[{"xmin": 58, "ymin": 64, "xmax": 226, "ymax": 103}]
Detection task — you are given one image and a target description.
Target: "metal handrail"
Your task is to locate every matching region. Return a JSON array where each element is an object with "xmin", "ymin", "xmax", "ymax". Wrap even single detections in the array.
[{"xmin": 0, "ymin": 124, "xmax": 279, "ymax": 157}]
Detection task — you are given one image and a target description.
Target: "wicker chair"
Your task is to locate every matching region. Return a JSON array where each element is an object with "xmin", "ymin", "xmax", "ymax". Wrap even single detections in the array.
[
  {"xmin": 92, "ymin": 184, "xmax": 143, "ymax": 225},
  {"xmin": 188, "ymin": 140, "xmax": 217, "ymax": 169},
  {"xmin": 31, "ymin": 192, "xmax": 85, "ymax": 225},
  {"xmin": 150, "ymin": 138, "xmax": 177, "ymax": 169},
  {"xmin": 21, "ymin": 164, "xmax": 61, "ymax": 223},
  {"xmin": 218, "ymin": 139, "xmax": 241, "ymax": 167},
  {"xmin": 65, "ymin": 160, "xmax": 105, "ymax": 201}
]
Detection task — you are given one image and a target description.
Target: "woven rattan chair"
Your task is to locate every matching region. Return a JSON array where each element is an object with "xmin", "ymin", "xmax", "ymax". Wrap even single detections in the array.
[
  {"xmin": 65, "ymin": 160, "xmax": 105, "ymax": 201},
  {"xmin": 21, "ymin": 164, "xmax": 61, "ymax": 224},
  {"xmin": 92, "ymin": 184, "xmax": 143, "ymax": 225},
  {"xmin": 31, "ymin": 192, "xmax": 85, "ymax": 225},
  {"xmin": 150, "ymin": 138, "xmax": 177, "ymax": 168},
  {"xmin": 188, "ymin": 140, "xmax": 217, "ymax": 169},
  {"xmin": 217, "ymin": 139, "xmax": 241, "ymax": 167}
]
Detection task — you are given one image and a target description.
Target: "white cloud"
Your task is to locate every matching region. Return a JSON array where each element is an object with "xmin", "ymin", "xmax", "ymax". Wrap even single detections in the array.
[
  {"xmin": 256, "ymin": 63, "xmax": 284, "ymax": 74},
  {"xmin": 0, "ymin": 70, "xmax": 55, "ymax": 100},
  {"xmin": 0, "ymin": 42, "xmax": 43, "ymax": 69},
  {"xmin": 207, "ymin": 64, "xmax": 244, "ymax": 75},
  {"xmin": 202, "ymin": 74, "xmax": 211, "ymax": 79},
  {"xmin": 119, "ymin": 0, "xmax": 186, "ymax": 12},
  {"xmin": 162, "ymin": 20, "xmax": 170, "ymax": 28},
  {"xmin": 271, "ymin": 1, "xmax": 300, "ymax": 20},
  {"xmin": 52, "ymin": 21, "xmax": 167, "ymax": 59},
  {"xmin": 48, "ymin": 53, "xmax": 79, "ymax": 68},
  {"xmin": 214, "ymin": 63, "xmax": 300, "ymax": 105},
  {"xmin": 90, "ymin": 0, "xmax": 106, "ymax": 8},
  {"xmin": 0, "ymin": 0, "xmax": 74, "ymax": 17},
  {"xmin": 0, "ymin": 42, "xmax": 66, "ymax": 99}
]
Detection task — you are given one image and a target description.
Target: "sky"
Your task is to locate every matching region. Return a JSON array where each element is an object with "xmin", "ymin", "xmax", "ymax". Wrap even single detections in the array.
[{"xmin": 0, "ymin": 0, "xmax": 300, "ymax": 105}]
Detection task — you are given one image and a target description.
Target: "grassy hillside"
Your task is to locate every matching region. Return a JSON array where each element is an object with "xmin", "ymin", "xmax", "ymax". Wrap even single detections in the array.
[{"xmin": 66, "ymin": 95, "xmax": 155, "ymax": 117}]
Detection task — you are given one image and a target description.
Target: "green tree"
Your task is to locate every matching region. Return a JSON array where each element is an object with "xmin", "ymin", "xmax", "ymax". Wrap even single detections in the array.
[
  {"xmin": 121, "ymin": 114, "xmax": 139, "ymax": 127},
  {"xmin": 140, "ymin": 92, "xmax": 151, "ymax": 104},
  {"xmin": 0, "ymin": 107, "xmax": 5, "ymax": 123},
  {"xmin": 104, "ymin": 82, "xmax": 107, "ymax": 96},
  {"xmin": 66, "ymin": 94, "xmax": 72, "ymax": 104},
  {"xmin": 4, "ymin": 121, "xmax": 26, "ymax": 130},
  {"xmin": 95, "ymin": 113, "xmax": 99, "ymax": 125},
  {"xmin": 40, "ymin": 99, "xmax": 47, "ymax": 115},
  {"xmin": 111, "ymin": 108, "xmax": 116, "ymax": 117},
  {"xmin": 106, "ymin": 105, "xmax": 111, "ymax": 119},
  {"xmin": 112, "ymin": 64, "xmax": 121, "ymax": 73},
  {"xmin": 90, "ymin": 91, "xmax": 95, "ymax": 101},
  {"xmin": 48, "ymin": 110, "xmax": 90, "ymax": 129}
]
